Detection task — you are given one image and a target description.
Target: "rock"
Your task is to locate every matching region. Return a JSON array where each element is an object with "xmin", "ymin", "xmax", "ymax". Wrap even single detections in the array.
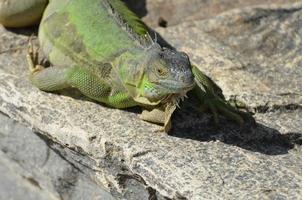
[
  {"xmin": 0, "ymin": 112, "xmax": 115, "ymax": 200},
  {"xmin": 0, "ymin": 1, "xmax": 302, "ymax": 200},
  {"xmin": 156, "ymin": 2, "xmax": 302, "ymax": 125},
  {"xmin": 125, "ymin": 0, "xmax": 302, "ymax": 27}
]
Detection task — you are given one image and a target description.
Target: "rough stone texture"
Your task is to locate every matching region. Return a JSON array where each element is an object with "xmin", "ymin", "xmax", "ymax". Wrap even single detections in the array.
[
  {"xmin": 125, "ymin": 0, "xmax": 302, "ymax": 27},
  {"xmin": 0, "ymin": 112, "xmax": 115, "ymax": 200},
  {"xmin": 156, "ymin": 2, "xmax": 302, "ymax": 118},
  {"xmin": 0, "ymin": 1, "xmax": 302, "ymax": 200}
]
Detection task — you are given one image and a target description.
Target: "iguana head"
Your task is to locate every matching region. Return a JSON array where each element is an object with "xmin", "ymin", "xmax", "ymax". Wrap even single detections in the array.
[{"xmin": 139, "ymin": 44, "xmax": 195, "ymax": 103}]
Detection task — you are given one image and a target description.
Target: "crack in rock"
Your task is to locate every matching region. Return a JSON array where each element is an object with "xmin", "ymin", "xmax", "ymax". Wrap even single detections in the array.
[{"xmin": 254, "ymin": 103, "xmax": 302, "ymax": 113}]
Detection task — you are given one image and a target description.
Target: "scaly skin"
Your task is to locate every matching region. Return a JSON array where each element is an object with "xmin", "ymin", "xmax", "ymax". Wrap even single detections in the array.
[{"xmin": 0, "ymin": 0, "xmax": 252, "ymax": 132}]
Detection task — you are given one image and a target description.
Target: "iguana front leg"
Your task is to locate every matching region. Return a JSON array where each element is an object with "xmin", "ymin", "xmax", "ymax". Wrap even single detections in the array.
[
  {"xmin": 27, "ymin": 40, "xmax": 70, "ymax": 91},
  {"xmin": 27, "ymin": 42, "xmax": 136, "ymax": 108},
  {"xmin": 191, "ymin": 65, "xmax": 253, "ymax": 126},
  {"xmin": 140, "ymin": 103, "xmax": 176, "ymax": 133}
]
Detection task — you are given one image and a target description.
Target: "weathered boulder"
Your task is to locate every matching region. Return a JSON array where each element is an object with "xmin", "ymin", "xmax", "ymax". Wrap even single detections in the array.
[
  {"xmin": 126, "ymin": 0, "xmax": 302, "ymax": 27},
  {"xmin": 0, "ymin": 113, "xmax": 115, "ymax": 200},
  {"xmin": 0, "ymin": 1, "xmax": 301, "ymax": 200}
]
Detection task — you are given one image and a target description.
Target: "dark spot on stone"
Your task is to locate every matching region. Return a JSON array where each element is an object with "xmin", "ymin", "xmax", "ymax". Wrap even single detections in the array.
[
  {"xmin": 89, "ymin": 136, "xmax": 97, "ymax": 141},
  {"xmin": 1, "ymin": 147, "xmax": 8, "ymax": 153},
  {"xmin": 18, "ymin": 106, "xmax": 28, "ymax": 112},
  {"xmin": 296, "ymin": 137, "xmax": 302, "ymax": 145},
  {"xmin": 158, "ymin": 17, "xmax": 168, "ymax": 28},
  {"xmin": 23, "ymin": 176, "xmax": 42, "ymax": 189},
  {"xmin": 146, "ymin": 187, "xmax": 157, "ymax": 200}
]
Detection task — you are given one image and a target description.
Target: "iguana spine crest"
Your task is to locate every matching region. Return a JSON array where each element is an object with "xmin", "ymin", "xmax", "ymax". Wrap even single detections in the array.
[{"xmin": 101, "ymin": 0, "xmax": 153, "ymax": 48}]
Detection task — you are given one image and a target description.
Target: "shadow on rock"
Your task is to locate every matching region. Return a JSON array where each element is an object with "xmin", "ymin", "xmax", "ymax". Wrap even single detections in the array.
[
  {"xmin": 123, "ymin": 0, "xmax": 148, "ymax": 18},
  {"xmin": 5, "ymin": 26, "xmax": 38, "ymax": 36},
  {"xmin": 55, "ymin": 77, "xmax": 301, "ymax": 156},
  {"xmin": 123, "ymin": 0, "xmax": 174, "ymax": 49},
  {"xmin": 169, "ymin": 96, "xmax": 302, "ymax": 156}
]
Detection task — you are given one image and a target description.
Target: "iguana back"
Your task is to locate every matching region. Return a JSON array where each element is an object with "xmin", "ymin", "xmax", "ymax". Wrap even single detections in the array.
[{"xmin": 40, "ymin": 0, "xmax": 150, "ymax": 67}]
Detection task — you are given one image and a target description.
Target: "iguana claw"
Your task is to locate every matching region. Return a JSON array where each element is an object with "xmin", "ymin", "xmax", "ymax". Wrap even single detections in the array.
[{"xmin": 27, "ymin": 36, "xmax": 44, "ymax": 74}]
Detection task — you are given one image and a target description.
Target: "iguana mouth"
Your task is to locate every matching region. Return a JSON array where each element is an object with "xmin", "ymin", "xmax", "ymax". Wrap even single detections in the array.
[
  {"xmin": 161, "ymin": 83, "xmax": 194, "ymax": 108},
  {"xmin": 162, "ymin": 93, "xmax": 186, "ymax": 108}
]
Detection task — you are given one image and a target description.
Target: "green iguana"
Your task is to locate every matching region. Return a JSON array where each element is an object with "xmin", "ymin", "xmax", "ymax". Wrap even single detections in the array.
[{"xmin": 0, "ymin": 0, "xmax": 251, "ymax": 132}]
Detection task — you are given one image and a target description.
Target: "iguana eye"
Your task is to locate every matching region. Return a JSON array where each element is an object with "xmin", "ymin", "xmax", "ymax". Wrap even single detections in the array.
[{"xmin": 156, "ymin": 67, "xmax": 167, "ymax": 76}]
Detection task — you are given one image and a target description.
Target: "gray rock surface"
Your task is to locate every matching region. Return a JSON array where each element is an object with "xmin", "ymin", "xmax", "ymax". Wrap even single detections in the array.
[
  {"xmin": 0, "ymin": 1, "xmax": 302, "ymax": 200},
  {"xmin": 125, "ymin": 0, "xmax": 302, "ymax": 27},
  {"xmin": 0, "ymin": 112, "xmax": 115, "ymax": 200}
]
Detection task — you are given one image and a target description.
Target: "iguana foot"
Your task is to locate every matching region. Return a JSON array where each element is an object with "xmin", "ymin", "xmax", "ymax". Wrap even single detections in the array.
[
  {"xmin": 140, "ymin": 103, "xmax": 176, "ymax": 133},
  {"xmin": 227, "ymin": 95, "xmax": 252, "ymax": 113},
  {"xmin": 192, "ymin": 65, "xmax": 254, "ymax": 127},
  {"xmin": 27, "ymin": 36, "xmax": 45, "ymax": 74},
  {"xmin": 199, "ymin": 96, "xmax": 254, "ymax": 127}
]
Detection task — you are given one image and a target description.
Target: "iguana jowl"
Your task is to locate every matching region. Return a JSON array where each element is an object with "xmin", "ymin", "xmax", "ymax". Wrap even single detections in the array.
[{"xmin": 0, "ymin": 0, "xmax": 250, "ymax": 132}]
